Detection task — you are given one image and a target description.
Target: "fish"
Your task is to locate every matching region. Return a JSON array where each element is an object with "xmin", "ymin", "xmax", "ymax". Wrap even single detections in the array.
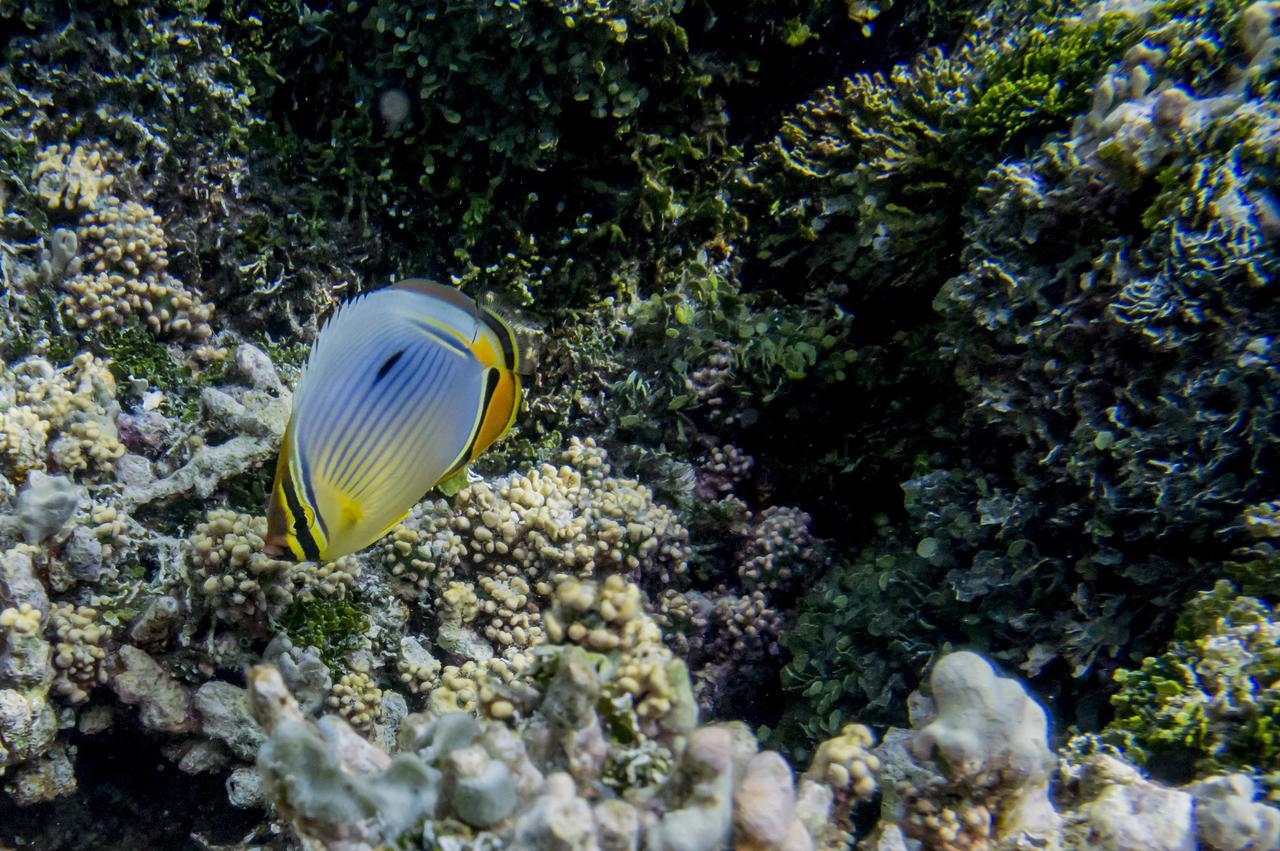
[{"xmin": 263, "ymin": 278, "xmax": 529, "ymax": 562}]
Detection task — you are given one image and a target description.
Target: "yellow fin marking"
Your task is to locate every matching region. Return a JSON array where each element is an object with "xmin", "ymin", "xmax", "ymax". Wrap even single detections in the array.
[{"xmin": 339, "ymin": 494, "xmax": 364, "ymax": 529}]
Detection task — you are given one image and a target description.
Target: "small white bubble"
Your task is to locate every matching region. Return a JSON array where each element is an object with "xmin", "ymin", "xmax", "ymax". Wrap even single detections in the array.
[{"xmin": 379, "ymin": 88, "xmax": 410, "ymax": 127}]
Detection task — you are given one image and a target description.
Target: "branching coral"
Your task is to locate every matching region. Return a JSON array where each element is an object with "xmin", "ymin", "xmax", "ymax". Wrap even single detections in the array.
[
  {"xmin": 0, "ymin": 354, "xmax": 124, "ymax": 482},
  {"xmin": 328, "ymin": 671, "xmax": 383, "ymax": 738},
  {"xmin": 188, "ymin": 510, "xmax": 291, "ymax": 630},
  {"xmin": 31, "ymin": 142, "xmax": 117, "ymax": 214},
  {"xmin": 46, "ymin": 603, "xmax": 110, "ymax": 706}
]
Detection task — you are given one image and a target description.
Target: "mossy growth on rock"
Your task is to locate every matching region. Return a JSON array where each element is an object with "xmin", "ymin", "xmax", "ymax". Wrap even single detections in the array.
[
  {"xmin": 1104, "ymin": 579, "xmax": 1280, "ymax": 794},
  {"xmin": 101, "ymin": 325, "xmax": 227, "ymax": 422},
  {"xmin": 965, "ymin": 8, "xmax": 1144, "ymax": 146},
  {"xmin": 279, "ymin": 597, "xmax": 370, "ymax": 672}
]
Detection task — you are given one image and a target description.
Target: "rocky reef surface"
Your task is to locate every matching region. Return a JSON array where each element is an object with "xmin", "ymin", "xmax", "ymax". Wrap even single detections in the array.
[{"xmin": 1, "ymin": 0, "xmax": 1279, "ymax": 847}]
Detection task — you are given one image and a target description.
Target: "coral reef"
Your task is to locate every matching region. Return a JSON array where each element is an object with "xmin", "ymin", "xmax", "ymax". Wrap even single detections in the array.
[
  {"xmin": 0, "ymin": 0, "xmax": 1276, "ymax": 845},
  {"xmin": 780, "ymin": 0, "xmax": 1280, "ymax": 739}
]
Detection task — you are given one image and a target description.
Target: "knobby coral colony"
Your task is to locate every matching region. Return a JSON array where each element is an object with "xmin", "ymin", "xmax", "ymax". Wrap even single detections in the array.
[{"xmin": 0, "ymin": 0, "xmax": 1279, "ymax": 846}]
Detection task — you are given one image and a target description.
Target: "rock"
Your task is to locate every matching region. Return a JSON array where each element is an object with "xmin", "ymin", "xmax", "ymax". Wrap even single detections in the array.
[
  {"xmin": 0, "ymin": 611, "xmax": 51, "ymax": 688},
  {"xmin": 174, "ymin": 737, "xmax": 230, "ymax": 774},
  {"xmin": 8, "ymin": 744, "xmax": 76, "ymax": 806},
  {"xmin": 1080, "ymin": 777, "xmax": 1194, "ymax": 850},
  {"xmin": 15, "ymin": 471, "xmax": 83, "ymax": 544},
  {"xmin": 194, "ymin": 680, "xmax": 264, "ymax": 760},
  {"xmin": 63, "ymin": 526, "xmax": 104, "ymax": 583},
  {"xmin": 1066, "ymin": 755, "xmax": 1195, "ymax": 851},
  {"xmin": 263, "ymin": 636, "xmax": 331, "ymax": 715},
  {"xmin": 792, "ymin": 778, "xmax": 835, "ymax": 847},
  {"xmin": 436, "ymin": 621, "xmax": 494, "ymax": 661},
  {"xmin": 513, "ymin": 771, "xmax": 596, "ymax": 851},
  {"xmin": 77, "ymin": 704, "xmax": 113, "ymax": 735},
  {"xmin": 116, "ymin": 410, "xmax": 172, "ymax": 453},
  {"xmin": 0, "ymin": 688, "xmax": 57, "ymax": 765},
  {"xmin": 733, "ymin": 751, "xmax": 798, "ymax": 850},
  {"xmin": 1191, "ymin": 774, "xmax": 1280, "ymax": 851},
  {"xmin": 257, "ymin": 714, "xmax": 441, "ymax": 848},
  {"xmin": 375, "ymin": 690, "xmax": 408, "ymax": 754},
  {"xmin": 128, "ymin": 595, "xmax": 181, "ymax": 646},
  {"xmin": 113, "ymin": 453, "xmax": 155, "ymax": 488},
  {"xmin": 227, "ymin": 765, "xmax": 266, "ymax": 809},
  {"xmin": 911, "ymin": 651, "xmax": 1060, "ymax": 841},
  {"xmin": 235, "ymin": 344, "xmax": 284, "ymax": 394},
  {"xmin": 110, "ymin": 644, "xmax": 193, "ymax": 734},
  {"xmin": 448, "ymin": 745, "xmax": 518, "ymax": 828},
  {"xmin": 649, "ymin": 726, "xmax": 735, "ymax": 851},
  {"xmin": 595, "ymin": 799, "xmax": 640, "ymax": 851},
  {"xmin": 0, "ymin": 548, "xmax": 48, "ymax": 614},
  {"xmin": 120, "ymin": 396, "xmax": 285, "ymax": 509}
]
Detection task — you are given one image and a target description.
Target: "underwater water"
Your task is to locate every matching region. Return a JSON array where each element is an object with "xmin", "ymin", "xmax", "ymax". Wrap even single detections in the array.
[{"xmin": 0, "ymin": 0, "xmax": 1278, "ymax": 848}]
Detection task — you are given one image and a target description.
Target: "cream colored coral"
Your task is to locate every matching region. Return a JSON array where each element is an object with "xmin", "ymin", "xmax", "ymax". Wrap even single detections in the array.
[
  {"xmin": 477, "ymin": 574, "xmax": 543, "ymax": 658},
  {"xmin": 88, "ymin": 503, "xmax": 127, "ymax": 558},
  {"xmin": 440, "ymin": 440, "xmax": 688, "ymax": 585},
  {"xmin": 292, "ymin": 555, "xmax": 361, "ymax": 602},
  {"xmin": 77, "ymin": 196, "xmax": 168, "ymax": 277},
  {"xmin": 47, "ymin": 603, "xmax": 110, "ymax": 705},
  {"xmin": 808, "ymin": 723, "xmax": 880, "ymax": 799},
  {"xmin": 381, "ymin": 502, "xmax": 464, "ymax": 592},
  {"xmin": 189, "ymin": 510, "xmax": 291, "ymax": 626},
  {"xmin": 544, "ymin": 576, "xmax": 680, "ymax": 722},
  {"xmin": 427, "ymin": 658, "xmax": 518, "ymax": 718},
  {"xmin": 3, "ymin": 354, "xmax": 122, "ymax": 480},
  {"xmin": 906, "ymin": 798, "xmax": 993, "ymax": 851},
  {"xmin": 397, "ymin": 641, "xmax": 442, "ymax": 696},
  {"xmin": 440, "ymin": 580, "xmax": 479, "ymax": 624},
  {"xmin": 0, "ymin": 406, "xmax": 49, "ymax": 477},
  {"xmin": 49, "ymin": 194, "xmax": 217, "ymax": 342},
  {"xmin": 49, "ymin": 418, "xmax": 125, "ymax": 476},
  {"xmin": 31, "ymin": 142, "xmax": 116, "ymax": 212},
  {"xmin": 0, "ymin": 603, "xmax": 43, "ymax": 635},
  {"xmin": 13, "ymin": 359, "xmax": 93, "ymax": 429},
  {"xmin": 328, "ymin": 672, "xmax": 383, "ymax": 736}
]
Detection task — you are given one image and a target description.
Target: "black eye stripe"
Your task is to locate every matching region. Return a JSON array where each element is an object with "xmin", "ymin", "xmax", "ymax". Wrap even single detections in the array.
[
  {"xmin": 479, "ymin": 309, "xmax": 516, "ymax": 370},
  {"xmin": 375, "ymin": 350, "xmax": 405, "ymax": 382}
]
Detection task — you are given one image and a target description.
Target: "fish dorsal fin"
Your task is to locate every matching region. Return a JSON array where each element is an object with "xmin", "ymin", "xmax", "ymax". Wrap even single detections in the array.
[{"xmin": 392, "ymin": 278, "xmax": 481, "ymax": 319}]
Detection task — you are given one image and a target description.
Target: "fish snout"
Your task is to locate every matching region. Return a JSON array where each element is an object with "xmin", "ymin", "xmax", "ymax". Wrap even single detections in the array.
[{"xmin": 262, "ymin": 536, "xmax": 296, "ymax": 561}]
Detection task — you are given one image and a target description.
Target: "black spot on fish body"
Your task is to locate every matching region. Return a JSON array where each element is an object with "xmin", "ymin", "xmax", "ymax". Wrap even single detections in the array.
[{"xmin": 375, "ymin": 350, "xmax": 405, "ymax": 382}]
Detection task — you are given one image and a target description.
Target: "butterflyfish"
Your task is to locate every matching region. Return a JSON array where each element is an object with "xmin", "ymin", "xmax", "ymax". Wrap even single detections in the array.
[{"xmin": 264, "ymin": 279, "xmax": 529, "ymax": 562}]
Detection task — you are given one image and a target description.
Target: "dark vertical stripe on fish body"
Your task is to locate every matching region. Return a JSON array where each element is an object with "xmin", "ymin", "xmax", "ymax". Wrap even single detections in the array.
[
  {"xmin": 455, "ymin": 369, "xmax": 502, "ymax": 471},
  {"xmin": 281, "ymin": 466, "xmax": 321, "ymax": 561},
  {"xmin": 294, "ymin": 438, "xmax": 327, "ymax": 540},
  {"xmin": 479, "ymin": 309, "xmax": 517, "ymax": 370}
]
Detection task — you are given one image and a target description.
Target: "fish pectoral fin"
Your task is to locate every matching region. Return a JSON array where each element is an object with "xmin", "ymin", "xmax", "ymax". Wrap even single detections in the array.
[{"xmin": 338, "ymin": 494, "xmax": 365, "ymax": 530}]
